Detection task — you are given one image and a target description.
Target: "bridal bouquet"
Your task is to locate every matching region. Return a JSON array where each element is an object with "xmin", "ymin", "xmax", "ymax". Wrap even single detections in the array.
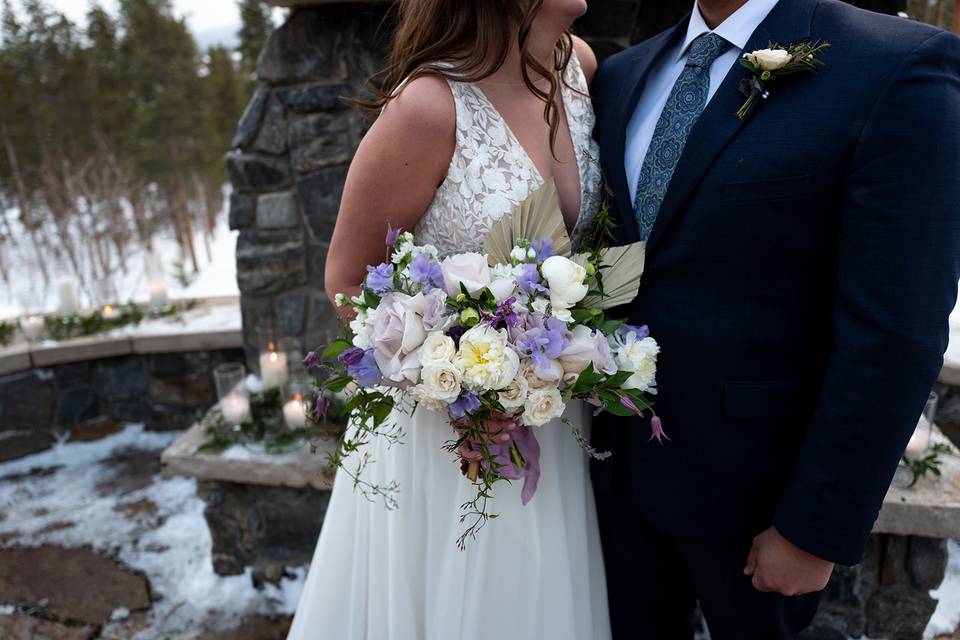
[{"xmin": 308, "ymin": 182, "xmax": 659, "ymax": 546}]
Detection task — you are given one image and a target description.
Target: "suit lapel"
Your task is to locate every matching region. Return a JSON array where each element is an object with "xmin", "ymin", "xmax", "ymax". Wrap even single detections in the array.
[
  {"xmin": 607, "ymin": 20, "xmax": 689, "ymax": 245},
  {"xmin": 644, "ymin": 0, "xmax": 819, "ymax": 255}
]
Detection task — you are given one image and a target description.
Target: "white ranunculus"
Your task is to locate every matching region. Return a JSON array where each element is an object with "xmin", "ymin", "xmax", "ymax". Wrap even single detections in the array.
[
  {"xmin": 454, "ymin": 324, "xmax": 520, "ymax": 390},
  {"xmin": 421, "ymin": 331, "xmax": 456, "ymax": 364},
  {"xmin": 522, "ymin": 387, "xmax": 565, "ymax": 426},
  {"xmin": 541, "ymin": 255, "xmax": 588, "ymax": 321},
  {"xmin": 744, "ymin": 48, "xmax": 792, "ymax": 72},
  {"xmin": 559, "ymin": 325, "xmax": 618, "ymax": 375},
  {"xmin": 611, "ymin": 331, "xmax": 660, "ymax": 394},
  {"xmin": 417, "ymin": 361, "xmax": 462, "ymax": 404},
  {"xmin": 498, "ymin": 375, "xmax": 529, "ymax": 410},
  {"xmin": 441, "ymin": 252, "xmax": 491, "ymax": 298}
]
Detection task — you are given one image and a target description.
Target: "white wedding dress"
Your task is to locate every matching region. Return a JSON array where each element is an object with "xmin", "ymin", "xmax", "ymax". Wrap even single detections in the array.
[{"xmin": 287, "ymin": 51, "xmax": 611, "ymax": 640}]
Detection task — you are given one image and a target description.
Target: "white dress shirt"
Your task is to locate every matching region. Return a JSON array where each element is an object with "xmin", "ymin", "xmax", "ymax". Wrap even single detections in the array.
[{"xmin": 624, "ymin": 0, "xmax": 780, "ymax": 204}]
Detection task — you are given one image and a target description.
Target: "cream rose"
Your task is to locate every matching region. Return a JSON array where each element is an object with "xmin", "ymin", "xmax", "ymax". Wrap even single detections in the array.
[
  {"xmin": 417, "ymin": 361, "xmax": 462, "ymax": 404},
  {"xmin": 744, "ymin": 48, "xmax": 792, "ymax": 72},
  {"xmin": 540, "ymin": 255, "xmax": 588, "ymax": 323},
  {"xmin": 454, "ymin": 324, "xmax": 520, "ymax": 390},
  {"xmin": 521, "ymin": 360, "xmax": 560, "ymax": 390},
  {"xmin": 522, "ymin": 387, "xmax": 565, "ymax": 426},
  {"xmin": 441, "ymin": 252, "xmax": 491, "ymax": 298},
  {"xmin": 420, "ymin": 331, "xmax": 456, "ymax": 364},
  {"xmin": 498, "ymin": 375, "xmax": 529, "ymax": 410}
]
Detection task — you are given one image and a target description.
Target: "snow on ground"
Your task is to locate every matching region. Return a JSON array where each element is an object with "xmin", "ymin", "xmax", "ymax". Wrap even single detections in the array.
[
  {"xmin": 928, "ymin": 539, "xmax": 960, "ymax": 638},
  {"xmin": 0, "ymin": 192, "xmax": 239, "ymax": 321},
  {"xmin": 0, "ymin": 424, "xmax": 304, "ymax": 639}
]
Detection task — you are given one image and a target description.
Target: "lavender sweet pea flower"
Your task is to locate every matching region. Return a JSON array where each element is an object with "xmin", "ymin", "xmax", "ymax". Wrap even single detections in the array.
[
  {"xmin": 516, "ymin": 315, "xmax": 568, "ymax": 379},
  {"xmin": 385, "ymin": 223, "xmax": 402, "ymax": 247},
  {"xmin": 338, "ymin": 346, "xmax": 365, "ymax": 366},
  {"xmin": 616, "ymin": 324, "xmax": 650, "ymax": 342},
  {"xmin": 516, "ymin": 263, "xmax": 548, "ymax": 296},
  {"xmin": 409, "ymin": 253, "xmax": 445, "ymax": 290},
  {"xmin": 449, "ymin": 391, "xmax": 481, "ymax": 419},
  {"xmin": 303, "ymin": 350, "xmax": 321, "ymax": 369},
  {"xmin": 346, "ymin": 349, "xmax": 382, "ymax": 387},
  {"xmin": 366, "ymin": 263, "xmax": 395, "ymax": 294},
  {"xmin": 531, "ymin": 239, "xmax": 555, "ymax": 263}
]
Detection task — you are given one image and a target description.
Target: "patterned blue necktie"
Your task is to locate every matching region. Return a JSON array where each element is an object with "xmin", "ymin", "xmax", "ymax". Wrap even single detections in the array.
[{"xmin": 634, "ymin": 32, "xmax": 730, "ymax": 240}]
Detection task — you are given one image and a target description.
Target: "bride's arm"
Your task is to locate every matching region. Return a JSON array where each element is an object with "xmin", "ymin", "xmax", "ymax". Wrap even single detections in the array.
[{"xmin": 324, "ymin": 76, "xmax": 456, "ymax": 317}]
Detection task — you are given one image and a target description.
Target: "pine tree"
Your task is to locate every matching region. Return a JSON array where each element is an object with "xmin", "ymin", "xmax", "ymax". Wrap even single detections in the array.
[{"xmin": 236, "ymin": 0, "xmax": 272, "ymax": 77}]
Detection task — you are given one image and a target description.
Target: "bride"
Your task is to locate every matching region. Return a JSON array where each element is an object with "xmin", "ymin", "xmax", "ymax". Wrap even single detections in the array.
[{"xmin": 287, "ymin": 1, "xmax": 610, "ymax": 638}]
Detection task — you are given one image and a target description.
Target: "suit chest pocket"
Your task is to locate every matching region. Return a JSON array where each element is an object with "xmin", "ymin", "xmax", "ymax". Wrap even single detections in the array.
[{"xmin": 721, "ymin": 174, "xmax": 811, "ymax": 204}]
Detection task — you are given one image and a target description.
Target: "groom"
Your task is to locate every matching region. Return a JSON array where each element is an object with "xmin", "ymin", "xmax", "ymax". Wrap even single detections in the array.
[{"xmin": 591, "ymin": 0, "xmax": 960, "ymax": 637}]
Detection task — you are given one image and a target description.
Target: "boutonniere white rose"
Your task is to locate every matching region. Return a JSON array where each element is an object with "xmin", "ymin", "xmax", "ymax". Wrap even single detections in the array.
[{"xmin": 737, "ymin": 39, "xmax": 831, "ymax": 120}]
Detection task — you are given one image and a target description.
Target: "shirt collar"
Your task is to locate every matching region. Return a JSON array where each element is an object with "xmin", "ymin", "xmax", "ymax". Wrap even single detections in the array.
[{"xmin": 676, "ymin": 0, "xmax": 781, "ymax": 61}]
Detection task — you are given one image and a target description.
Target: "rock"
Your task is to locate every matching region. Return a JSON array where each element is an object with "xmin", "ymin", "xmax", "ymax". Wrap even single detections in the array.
[
  {"xmin": 799, "ymin": 604, "xmax": 861, "ymax": 640},
  {"xmin": 865, "ymin": 584, "xmax": 938, "ymax": 640},
  {"xmin": 229, "ymin": 192, "xmax": 256, "ymax": 230},
  {"xmin": 305, "ymin": 292, "xmax": 340, "ymax": 350},
  {"xmin": 275, "ymin": 82, "xmax": 352, "ymax": 113},
  {"xmin": 288, "ymin": 111, "xmax": 355, "ymax": 174},
  {"xmin": 0, "ymin": 430, "xmax": 54, "ymax": 462},
  {"xmin": 256, "ymin": 191, "xmax": 300, "ymax": 229},
  {"xmin": 91, "ymin": 358, "xmax": 148, "ymax": 401},
  {"xmin": 275, "ymin": 292, "xmax": 308, "ymax": 336},
  {"xmin": 96, "ymin": 447, "xmax": 163, "ymax": 496},
  {"xmin": 256, "ymin": 9, "xmax": 345, "ymax": 84},
  {"xmin": 0, "ymin": 546, "xmax": 151, "ymax": 626},
  {"xmin": 56, "ymin": 386, "xmax": 100, "ymax": 429},
  {"xmin": 67, "ymin": 415, "xmax": 122, "ymax": 443},
  {"xmin": 225, "ymin": 152, "xmax": 292, "ymax": 193},
  {"xmin": 254, "ymin": 95, "xmax": 289, "ymax": 155},
  {"xmin": 908, "ymin": 536, "xmax": 948, "ymax": 591},
  {"xmin": 295, "ymin": 166, "xmax": 349, "ymax": 240},
  {"xmin": 146, "ymin": 404, "xmax": 201, "ymax": 432},
  {"xmin": 113, "ymin": 498, "xmax": 158, "ymax": 520},
  {"xmin": 236, "ymin": 230, "xmax": 307, "ymax": 295},
  {"xmin": 192, "ymin": 615, "xmax": 292, "ymax": 640},
  {"xmin": 233, "ymin": 85, "xmax": 269, "ymax": 149},
  {"xmin": 0, "ymin": 370, "xmax": 57, "ymax": 432},
  {"xmin": 0, "ymin": 612, "xmax": 96, "ymax": 640}
]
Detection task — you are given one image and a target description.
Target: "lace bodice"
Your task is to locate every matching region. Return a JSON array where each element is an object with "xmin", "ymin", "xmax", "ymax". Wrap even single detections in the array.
[{"xmin": 414, "ymin": 51, "xmax": 602, "ymax": 257}]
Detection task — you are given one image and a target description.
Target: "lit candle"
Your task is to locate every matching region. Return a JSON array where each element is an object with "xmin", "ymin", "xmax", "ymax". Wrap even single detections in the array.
[
  {"xmin": 56, "ymin": 275, "xmax": 80, "ymax": 316},
  {"xmin": 148, "ymin": 279, "xmax": 169, "ymax": 311},
  {"xmin": 259, "ymin": 348, "xmax": 289, "ymax": 390},
  {"xmin": 905, "ymin": 415, "xmax": 932, "ymax": 458},
  {"xmin": 20, "ymin": 315, "xmax": 43, "ymax": 341},
  {"xmin": 102, "ymin": 304, "xmax": 119, "ymax": 320},
  {"xmin": 220, "ymin": 392, "xmax": 251, "ymax": 425},
  {"xmin": 283, "ymin": 393, "xmax": 307, "ymax": 428}
]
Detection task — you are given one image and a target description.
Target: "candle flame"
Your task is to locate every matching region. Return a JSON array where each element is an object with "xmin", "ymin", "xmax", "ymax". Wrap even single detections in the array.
[
  {"xmin": 294, "ymin": 393, "xmax": 303, "ymax": 403},
  {"xmin": 269, "ymin": 352, "xmax": 278, "ymax": 363},
  {"xmin": 104, "ymin": 305, "xmax": 114, "ymax": 314}
]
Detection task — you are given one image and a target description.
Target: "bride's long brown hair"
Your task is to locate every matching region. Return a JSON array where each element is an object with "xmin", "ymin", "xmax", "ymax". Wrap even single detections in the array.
[{"xmin": 359, "ymin": 0, "xmax": 575, "ymax": 152}]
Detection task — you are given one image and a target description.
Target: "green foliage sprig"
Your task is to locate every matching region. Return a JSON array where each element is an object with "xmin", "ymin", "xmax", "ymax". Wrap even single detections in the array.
[
  {"xmin": 40, "ymin": 300, "xmax": 196, "ymax": 342},
  {"xmin": 0, "ymin": 320, "xmax": 15, "ymax": 348},
  {"xmin": 902, "ymin": 442, "xmax": 953, "ymax": 488}
]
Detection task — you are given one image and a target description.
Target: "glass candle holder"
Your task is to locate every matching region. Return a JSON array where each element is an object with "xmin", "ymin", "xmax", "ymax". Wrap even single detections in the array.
[
  {"xmin": 258, "ymin": 326, "xmax": 289, "ymax": 391},
  {"xmin": 214, "ymin": 362, "xmax": 250, "ymax": 425},
  {"xmin": 905, "ymin": 391, "xmax": 938, "ymax": 458},
  {"xmin": 94, "ymin": 279, "xmax": 119, "ymax": 318},
  {"xmin": 19, "ymin": 313, "xmax": 44, "ymax": 342},
  {"xmin": 282, "ymin": 380, "xmax": 310, "ymax": 430},
  {"xmin": 145, "ymin": 252, "xmax": 169, "ymax": 312},
  {"xmin": 54, "ymin": 259, "xmax": 80, "ymax": 316}
]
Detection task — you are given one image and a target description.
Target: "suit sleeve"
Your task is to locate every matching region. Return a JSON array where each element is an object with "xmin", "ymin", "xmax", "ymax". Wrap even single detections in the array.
[{"xmin": 773, "ymin": 30, "xmax": 960, "ymax": 566}]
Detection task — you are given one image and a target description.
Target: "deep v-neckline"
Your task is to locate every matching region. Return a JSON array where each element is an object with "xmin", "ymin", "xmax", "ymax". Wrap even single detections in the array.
[{"xmin": 469, "ymin": 68, "xmax": 585, "ymax": 230}]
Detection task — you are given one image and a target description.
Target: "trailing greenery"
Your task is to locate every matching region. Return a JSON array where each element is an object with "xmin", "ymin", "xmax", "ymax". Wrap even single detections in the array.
[
  {"xmin": 40, "ymin": 300, "xmax": 196, "ymax": 341},
  {"xmin": 0, "ymin": 319, "xmax": 14, "ymax": 347},
  {"xmin": 902, "ymin": 442, "xmax": 954, "ymax": 488}
]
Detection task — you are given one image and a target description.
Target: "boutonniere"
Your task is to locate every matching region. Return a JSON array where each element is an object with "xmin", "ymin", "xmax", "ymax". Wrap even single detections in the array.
[{"xmin": 736, "ymin": 40, "xmax": 830, "ymax": 120}]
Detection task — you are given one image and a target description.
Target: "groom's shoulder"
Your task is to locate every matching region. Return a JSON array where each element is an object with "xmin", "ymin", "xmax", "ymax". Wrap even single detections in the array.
[{"xmin": 814, "ymin": 0, "xmax": 958, "ymax": 58}]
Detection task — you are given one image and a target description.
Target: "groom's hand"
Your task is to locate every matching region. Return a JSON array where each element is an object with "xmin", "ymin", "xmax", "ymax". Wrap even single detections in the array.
[{"xmin": 743, "ymin": 527, "xmax": 834, "ymax": 596}]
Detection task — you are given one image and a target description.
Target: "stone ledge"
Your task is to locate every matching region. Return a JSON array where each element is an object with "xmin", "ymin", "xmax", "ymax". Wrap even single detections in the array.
[
  {"xmin": 161, "ymin": 421, "xmax": 337, "ymax": 490},
  {"xmin": 874, "ymin": 425, "xmax": 960, "ymax": 539}
]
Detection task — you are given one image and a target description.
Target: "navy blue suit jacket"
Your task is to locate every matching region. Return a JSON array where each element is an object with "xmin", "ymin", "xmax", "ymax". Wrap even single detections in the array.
[{"xmin": 591, "ymin": 0, "xmax": 960, "ymax": 566}]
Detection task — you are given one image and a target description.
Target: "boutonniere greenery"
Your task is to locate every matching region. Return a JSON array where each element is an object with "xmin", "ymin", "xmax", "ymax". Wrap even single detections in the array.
[{"xmin": 736, "ymin": 39, "xmax": 830, "ymax": 119}]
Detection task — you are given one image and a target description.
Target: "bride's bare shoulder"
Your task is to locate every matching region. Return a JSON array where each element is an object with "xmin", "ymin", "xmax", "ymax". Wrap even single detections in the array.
[
  {"xmin": 571, "ymin": 35, "xmax": 598, "ymax": 86},
  {"xmin": 378, "ymin": 73, "xmax": 456, "ymax": 137}
]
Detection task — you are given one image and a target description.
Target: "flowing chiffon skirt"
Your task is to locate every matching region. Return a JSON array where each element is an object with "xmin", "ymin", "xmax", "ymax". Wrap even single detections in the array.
[{"xmin": 286, "ymin": 400, "xmax": 612, "ymax": 640}]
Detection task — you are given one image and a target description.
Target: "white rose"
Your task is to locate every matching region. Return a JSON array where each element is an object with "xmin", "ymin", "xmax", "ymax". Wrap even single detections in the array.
[
  {"xmin": 441, "ymin": 252, "xmax": 492, "ymax": 298},
  {"xmin": 521, "ymin": 360, "xmax": 559, "ymax": 390},
  {"xmin": 421, "ymin": 331, "xmax": 456, "ymax": 364},
  {"xmin": 558, "ymin": 325, "xmax": 618, "ymax": 375},
  {"xmin": 368, "ymin": 292, "xmax": 432, "ymax": 384},
  {"xmin": 744, "ymin": 48, "xmax": 792, "ymax": 72},
  {"xmin": 454, "ymin": 324, "xmax": 520, "ymax": 390},
  {"xmin": 498, "ymin": 375, "xmax": 529, "ymax": 410},
  {"xmin": 522, "ymin": 387, "xmax": 565, "ymax": 426},
  {"xmin": 540, "ymin": 255, "xmax": 588, "ymax": 320},
  {"xmin": 611, "ymin": 331, "xmax": 660, "ymax": 394},
  {"xmin": 417, "ymin": 361, "xmax": 462, "ymax": 404}
]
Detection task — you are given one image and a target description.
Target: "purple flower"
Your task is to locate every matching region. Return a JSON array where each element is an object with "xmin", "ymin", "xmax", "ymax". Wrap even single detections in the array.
[
  {"xmin": 338, "ymin": 346, "xmax": 365, "ymax": 366},
  {"xmin": 346, "ymin": 349, "xmax": 382, "ymax": 388},
  {"xmin": 531, "ymin": 239, "xmax": 555, "ymax": 263},
  {"xmin": 482, "ymin": 426, "xmax": 542, "ymax": 505},
  {"xmin": 619, "ymin": 394, "xmax": 642, "ymax": 416},
  {"xmin": 481, "ymin": 297, "xmax": 519, "ymax": 328},
  {"xmin": 447, "ymin": 324, "xmax": 467, "ymax": 348},
  {"xmin": 449, "ymin": 391, "xmax": 481, "ymax": 419},
  {"xmin": 516, "ymin": 263, "xmax": 547, "ymax": 296},
  {"xmin": 649, "ymin": 415, "xmax": 669, "ymax": 444},
  {"xmin": 365, "ymin": 263, "xmax": 395, "ymax": 294},
  {"xmin": 303, "ymin": 350, "xmax": 321, "ymax": 369},
  {"xmin": 616, "ymin": 324, "xmax": 650, "ymax": 342},
  {"xmin": 516, "ymin": 315, "xmax": 568, "ymax": 376},
  {"xmin": 314, "ymin": 395, "xmax": 331, "ymax": 417},
  {"xmin": 409, "ymin": 253, "xmax": 445, "ymax": 290},
  {"xmin": 386, "ymin": 223, "xmax": 402, "ymax": 247}
]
